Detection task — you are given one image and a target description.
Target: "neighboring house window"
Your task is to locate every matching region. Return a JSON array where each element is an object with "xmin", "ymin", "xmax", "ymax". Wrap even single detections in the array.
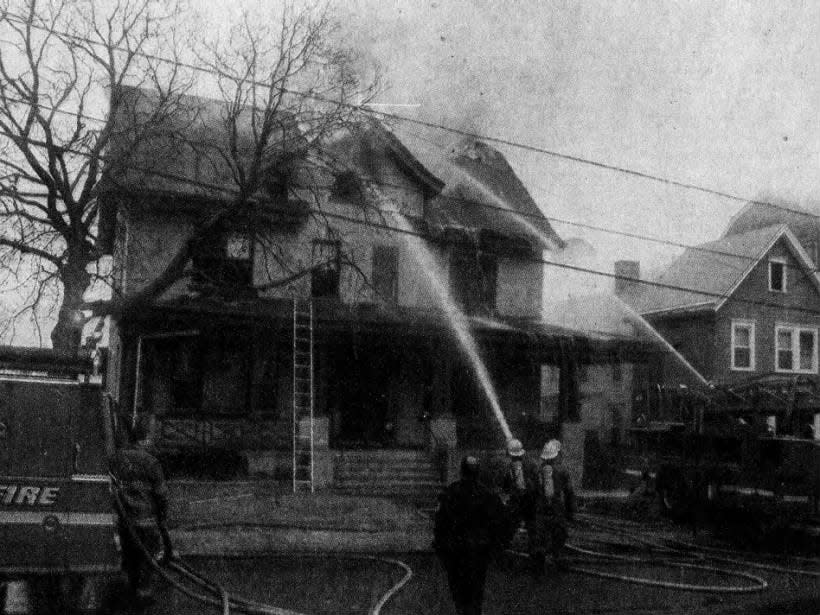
[
  {"xmin": 730, "ymin": 320, "xmax": 755, "ymax": 371},
  {"xmin": 775, "ymin": 325, "xmax": 818, "ymax": 373},
  {"xmin": 768, "ymin": 259, "xmax": 787, "ymax": 292},
  {"xmin": 804, "ymin": 240, "xmax": 818, "ymax": 265},
  {"xmin": 450, "ymin": 248, "xmax": 497, "ymax": 315},
  {"xmin": 311, "ymin": 240, "xmax": 341, "ymax": 298},
  {"xmin": 372, "ymin": 245, "xmax": 399, "ymax": 303},
  {"xmin": 193, "ymin": 227, "xmax": 253, "ymax": 292}
]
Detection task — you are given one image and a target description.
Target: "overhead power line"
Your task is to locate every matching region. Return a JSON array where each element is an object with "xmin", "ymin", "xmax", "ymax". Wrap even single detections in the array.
[
  {"xmin": 6, "ymin": 125, "xmax": 820, "ymax": 320},
  {"xmin": 4, "ymin": 14, "xmax": 820, "ymax": 318},
  {"xmin": 5, "ymin": 8, "xmax": 820, "ymax": 225},
  {"xmin": 0, "ymin": 92, "xmax": 814, "ymax": 278}
]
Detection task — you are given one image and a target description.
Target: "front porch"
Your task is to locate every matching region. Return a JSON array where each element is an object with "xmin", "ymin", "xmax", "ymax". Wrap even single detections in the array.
[{"xmin": 109, "ymin": 297, "xmax": 661, "ymax": 490}]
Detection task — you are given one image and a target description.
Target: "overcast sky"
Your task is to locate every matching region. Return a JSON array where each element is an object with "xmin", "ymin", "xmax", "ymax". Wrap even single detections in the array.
[
  {"xmin": 7, "ymin": 1, "xmax": 820, "ymax": 343},
  {"xmin": 321, "ymin": 0, "xmax": 820, "ymax": 292}
]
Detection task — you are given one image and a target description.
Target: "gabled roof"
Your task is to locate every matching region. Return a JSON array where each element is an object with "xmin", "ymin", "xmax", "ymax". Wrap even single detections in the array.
[
  {"xmin": 397, "ymin": 132, "xmax": 564, "ymax": 249},
  {"xmin": 628, "ymin": 225, "xmax": 820, "ymax": 316},
  {"xmin": 724, "ymin": 200, "xmax": 820, "ymax": 244},
  {"xmin": 322, "ymin": 120, "xmax": 444, "ymax": 197}
]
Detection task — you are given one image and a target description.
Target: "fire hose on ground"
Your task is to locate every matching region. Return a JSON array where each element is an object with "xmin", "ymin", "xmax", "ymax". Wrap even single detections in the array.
[
  {"xmin": 112, "ymin": 494, "xmax": 819, "ymax": 614},
  {"xmin": 114, "ymin": 486, "xmax": 411, "ymax": 615}
]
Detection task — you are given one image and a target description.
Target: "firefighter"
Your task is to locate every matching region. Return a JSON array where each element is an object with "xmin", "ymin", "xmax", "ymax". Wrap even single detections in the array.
[
  {"xmin": 434, "ymin": 455, "xmax": 506, "ymax": 615},
  {"xmin": 531, "ymin": 439, "xmax": 575, "ymax": 573},
  {"xmin": 500, "ymin": 438, "xmax": 537, "ymax": 548},
  {"xmin": 110, "ymin": 415, "xmax": 173, "ymax": 605}
]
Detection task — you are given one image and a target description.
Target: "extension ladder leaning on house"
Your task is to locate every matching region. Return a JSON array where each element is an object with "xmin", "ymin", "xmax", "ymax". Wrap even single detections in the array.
[{"xmin": 292, "ymin": 298, "xmax": 315, "ymax": 493}]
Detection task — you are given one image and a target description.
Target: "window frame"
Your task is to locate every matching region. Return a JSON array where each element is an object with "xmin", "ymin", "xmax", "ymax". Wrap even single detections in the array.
[
  {"xmin": 774, "ymin": 324, "xmax": 818, "ymax": 374},
  {"xmin": 730, "ymin": 319, "xmax": 756, "ymax": 372},
  {"xmin": 371, "ymin": 244, "xmax": 399, "ymax": 304},
  {"xmin": 311, "ymin": 239, "xmax": 342, "ymax": 299},
  {"xmin": 768, "ymin": 258, "xmax": 787, "ymax": 293},
  {"xmin": 192, "ymin": 225, "xmax": 254, "ymax": 292}
]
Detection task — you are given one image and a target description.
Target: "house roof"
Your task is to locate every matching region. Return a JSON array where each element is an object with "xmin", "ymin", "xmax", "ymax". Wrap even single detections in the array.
[
  {"xmin": 397, "ymin": 131, "xmax": 564, "ymax": 249},
  {"xmin": 627, "ymin": 224, "xmax": 820, "ymax": 315},
  {"xmin": 723, "ymin": 200, "xmax": 820, "ymax": 246},
  {"xmin": 542, "ymin": 292, "xmax": 710, "ymax": 386},
  {"xmin": 99, "ymin": 86, "xmax": 444, "ymax": 249}
]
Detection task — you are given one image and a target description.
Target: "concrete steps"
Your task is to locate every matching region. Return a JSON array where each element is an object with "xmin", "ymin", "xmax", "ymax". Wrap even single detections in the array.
[{"xmin": 333, "ymin": 450, "xmax": 444, "ymax": 506}]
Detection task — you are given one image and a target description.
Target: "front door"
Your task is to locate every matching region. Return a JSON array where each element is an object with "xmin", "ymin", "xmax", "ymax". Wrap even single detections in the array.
[{"xmin": 330, "ymin": 345, "xmax": 394, "ymax": 448}]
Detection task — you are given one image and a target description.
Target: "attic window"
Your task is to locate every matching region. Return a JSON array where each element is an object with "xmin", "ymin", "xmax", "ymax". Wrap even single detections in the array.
[
  {"xmin": 768, "ymin": 259, "xmax": 786, "ymax": 292},
  {"xmin": 332, "ymin": 171, "xmax": 365, "ymax": 205},
  {"xmin": 264, "ymin": 173, "xmax": 288, "ymax": 201}
]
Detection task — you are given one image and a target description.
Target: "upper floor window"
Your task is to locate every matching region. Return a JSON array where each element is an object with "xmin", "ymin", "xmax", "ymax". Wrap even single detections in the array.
[
  {"xmin": 311, "ymin": 239, "xmax": 341, "ymax": 298},
  {"xmin": 372, "ymin": 245, "xmax": 399, "ymax": 303},
  {"xmin": 730, "ymin": 320, "xmax": 755, "ymax": 371},
  {"xmin": 331, "ymin": 171, "xmax": 365, "ymax": 206},
  {"xmin": 192, "ymin": 227, "xmax": 253, "ymax": 294},
  {"xmin": 450, "ymin": 248, "xmax": 497, "ymax": 316},
  {"xmin": 768, "ymin": 259, "xmax": 787, "ymax": 292},
  {"xmin": 775, "ymin": 325, "xmax": 817, "ymax": 373}
]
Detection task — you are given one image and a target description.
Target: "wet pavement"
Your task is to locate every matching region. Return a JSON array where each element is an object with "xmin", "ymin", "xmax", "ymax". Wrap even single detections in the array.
[
  {"xmin": 8, "ymin": 485, "xmax": 819, "ymax": 614},
  {"xmin": 84, "ymin": 548, "xmax": 819, "ymax": 615}
]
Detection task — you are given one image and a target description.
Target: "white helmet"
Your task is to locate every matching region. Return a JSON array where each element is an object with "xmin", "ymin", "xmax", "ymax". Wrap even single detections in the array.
[
  {"xmin": 540, "ymin": 439, "xmax": 561, "ymax": 461},
  {"xmin": 507, "ymin": 439, "xmax": 525, "ymax": 458}
]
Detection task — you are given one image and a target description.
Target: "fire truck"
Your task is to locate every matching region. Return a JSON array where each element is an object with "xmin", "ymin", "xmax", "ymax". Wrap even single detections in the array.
[
  {"xmin": 630, "ymin": 375, "xmax": 820, "ymax": 525},
  {"xmin": 0, "ymin": 348, "xmax": 120, "ymax": 595}
]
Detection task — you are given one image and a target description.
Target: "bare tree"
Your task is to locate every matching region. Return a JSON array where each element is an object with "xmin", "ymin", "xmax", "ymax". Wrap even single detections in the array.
[
  {"xmin": 0, "ymin": 0, "xmax": 190, "ymax": 352},
  {"xmin": 0, "ymin": 0, "xmax": 377, "ymax": 353},
  {"xmin": 115, "ymin": 1, "xmax": 380, "ymax": 305}
]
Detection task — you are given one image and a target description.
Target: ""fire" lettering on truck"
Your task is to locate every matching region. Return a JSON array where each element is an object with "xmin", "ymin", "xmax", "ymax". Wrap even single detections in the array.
[{"xmin": 0, "ymin": 485, "xmax": 60, "ymax": 506}]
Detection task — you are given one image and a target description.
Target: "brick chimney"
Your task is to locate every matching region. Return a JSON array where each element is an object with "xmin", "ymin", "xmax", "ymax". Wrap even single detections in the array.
[{"xmin": 614, "ymin": 260, "xmax": 640, "ymax": 298}]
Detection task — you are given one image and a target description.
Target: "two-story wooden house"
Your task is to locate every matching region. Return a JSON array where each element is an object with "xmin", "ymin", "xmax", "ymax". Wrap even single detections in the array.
[
  {"xmin": 625, "ymin": 224, "xmax": 820, "ymax": 388},
  {"xmin": 100, "ymin": 87, "xmax": 656, "ymax": 490}
]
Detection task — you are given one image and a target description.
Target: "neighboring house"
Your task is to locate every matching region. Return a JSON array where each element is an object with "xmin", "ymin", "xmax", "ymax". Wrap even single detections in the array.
[
  {"xmin": 100, "ymin": 87, "xmax": 656, "ymax": 489},
  {"xmin": 724, "ymin": 200, "xmax": 820, "ymax": 265},
  {"xmin": 622, "ymin": 224, "xmax": 820, "ymax": 388}
]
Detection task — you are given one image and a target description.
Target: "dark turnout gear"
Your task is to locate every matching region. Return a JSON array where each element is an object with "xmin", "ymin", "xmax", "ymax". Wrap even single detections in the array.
[
  {"xmin": 434, "ymin": 456, "xmax": 506, "ymax": 615},
  {"xmin": 111, "ymin": 445, "xmax": 169, "ymax": 527},
  {"xmin": 531, "ymin": 458, "xmax": 575, "ymax": 571},
  {"xmin": 500, "ymin": 454, "xmax": 538, "ymax": 547},
  {"xmin": 111, "ymin": 441, "xmax": 170, "ymax": 602}
]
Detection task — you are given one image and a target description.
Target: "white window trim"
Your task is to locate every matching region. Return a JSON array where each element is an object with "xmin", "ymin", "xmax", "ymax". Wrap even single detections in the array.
[
  {"xmin": 730, "ymin": 319, "xmax": 756, "ymax": 372},
  {"xmin": 768, "ymin": 258, "xmax": 787, "ymax": 293},
  {"xmin": 774, "ymin": 324, "xmax": 818, "ymax": 374}
]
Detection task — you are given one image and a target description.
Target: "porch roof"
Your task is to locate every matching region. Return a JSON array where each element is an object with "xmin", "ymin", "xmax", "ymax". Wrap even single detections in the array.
[{"xmin": 129, "ymin": 296, "xmax": 658, "ymax": 360}]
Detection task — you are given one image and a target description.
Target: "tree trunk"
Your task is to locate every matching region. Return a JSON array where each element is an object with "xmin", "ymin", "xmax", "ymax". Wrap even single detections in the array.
[{"xmin": 51, "ymin": 263, "xmax": 92, "ymax": 355}]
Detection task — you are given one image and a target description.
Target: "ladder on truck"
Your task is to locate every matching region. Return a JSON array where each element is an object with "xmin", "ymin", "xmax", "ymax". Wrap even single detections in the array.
[{"xmin": 292, "ymin": 297, "xmax": 315, "ymax": 493}]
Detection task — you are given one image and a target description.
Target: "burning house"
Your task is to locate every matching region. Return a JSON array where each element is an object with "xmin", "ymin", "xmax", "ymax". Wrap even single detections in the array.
[{"xmin": 99, "ymin": 87, "xmax": 661, "ymax": 493}]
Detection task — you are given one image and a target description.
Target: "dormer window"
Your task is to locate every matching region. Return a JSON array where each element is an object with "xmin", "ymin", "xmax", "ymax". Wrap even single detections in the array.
[
  {"xmin": 331, "ymin": 171, "xmax": 365, "ymax": 206},
  {"xmin": 768, "ymin": 259, "xmax": 786, "ymax": 293}
]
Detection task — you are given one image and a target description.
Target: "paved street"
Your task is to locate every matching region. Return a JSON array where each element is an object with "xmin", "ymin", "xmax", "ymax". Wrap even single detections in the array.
[{"xmin": 95, "ymin": 549, "xmax": 817, "ymax": 615}]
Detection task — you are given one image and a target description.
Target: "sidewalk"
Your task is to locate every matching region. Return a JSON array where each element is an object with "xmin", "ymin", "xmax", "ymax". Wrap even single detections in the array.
[{"xmin": 166, "ymin": 480, "xmax": 632, "ymax": 556}]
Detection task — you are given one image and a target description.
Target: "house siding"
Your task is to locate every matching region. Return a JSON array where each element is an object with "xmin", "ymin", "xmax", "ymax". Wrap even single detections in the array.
[{"xmin": 715, "ymin": 237, "xmax": 820, "ymax": 384}]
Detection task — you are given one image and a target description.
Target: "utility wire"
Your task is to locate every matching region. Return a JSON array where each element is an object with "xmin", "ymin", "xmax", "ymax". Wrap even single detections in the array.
[
  {"xmin": 4, "ymin": 8, "xmax": 820, "ymax": 224},
  {"xmin": 0, "ymin": 92, "xmax": 813, "ymax": 278},
  {"xmin": 4, "ymin": 108, "xmax": 820, "ymax": 319},
  {"xmin": 3, "ymin": 24, "xmax": 820, "ymax": 318}
]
